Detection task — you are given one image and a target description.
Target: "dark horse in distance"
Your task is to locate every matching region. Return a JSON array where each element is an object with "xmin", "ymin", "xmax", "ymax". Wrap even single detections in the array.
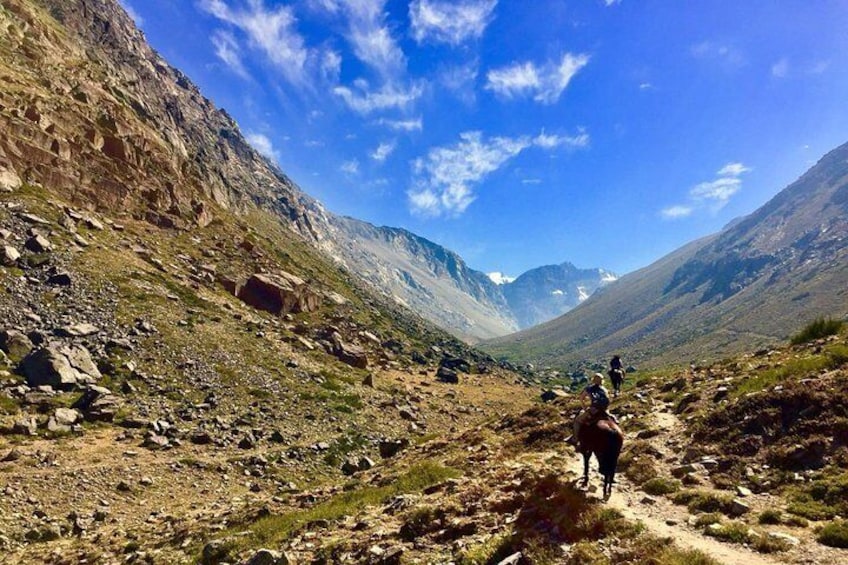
[
  {"xmin": 578, "ymin": 417, "xmax": 624, "ymax": 499},
  {"xmin": 608, "ymin": 368, "xmax": 624, "ymax": 397}
]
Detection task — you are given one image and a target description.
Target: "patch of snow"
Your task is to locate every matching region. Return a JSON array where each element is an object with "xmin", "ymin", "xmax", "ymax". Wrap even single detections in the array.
[
  {"xmin": 577, "ymin": 286, "xmax": 590, "ymax": 301},
  {"xmin": 600, "ymin": 270, "xmax": 618, "ymax": 283},
  {"xmin": 488, "ymin": 272, "xmax": 515, "ymax": 285}
]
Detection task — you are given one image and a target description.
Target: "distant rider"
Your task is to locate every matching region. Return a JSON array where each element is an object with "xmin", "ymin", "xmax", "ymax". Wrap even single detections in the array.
[
  {"xmin": 608, "ymin": 354, "xmax": 625, "ymax": 396},
  {"xmin": 570, "ymin": 372, "xmax": 615, "ymax": 445}
]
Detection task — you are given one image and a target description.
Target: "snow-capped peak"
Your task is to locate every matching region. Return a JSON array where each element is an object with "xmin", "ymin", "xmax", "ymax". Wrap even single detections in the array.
[{"xmin": 488, "ymin": 272, "xmax": 515, "ymax": 285}]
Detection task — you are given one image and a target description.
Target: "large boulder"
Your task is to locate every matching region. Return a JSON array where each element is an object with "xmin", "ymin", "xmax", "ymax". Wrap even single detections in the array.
[
  {"xmin": 236, "ymin": 272, "xmax": 321, "ymax": 315},
  {"xmin": 330, "ymin": 332, "xmax": 368, "ymax": 369},
  {"xmin": 0, "ymin": 329, "xmax": 34, "ymax": 362},
  {"xmin": 73, "ymin": 386, "xmax": 120, "ymax": 422},
  {"xmin": 21, "ymin": 345, "xmax": 101, "ymax": 390}
]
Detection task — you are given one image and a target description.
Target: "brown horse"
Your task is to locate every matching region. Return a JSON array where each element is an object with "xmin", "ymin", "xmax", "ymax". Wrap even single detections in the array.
[
  {"xmin": 608, "ymin": 368, "xmax": 624, "ymax": 397},
  {"xmin": 578, "ymin": 417, "xmax": 624, "ymax": 499}
]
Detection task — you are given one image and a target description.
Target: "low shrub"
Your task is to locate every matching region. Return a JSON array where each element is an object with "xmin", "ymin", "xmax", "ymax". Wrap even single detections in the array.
[
  {"xmin": 791, "ymin": 317, "xmax": 844, "ymax": 345},
  {"xmin": 672, "ymin": 490, "xmax": 734, "ymax": 514},
  {"xmin": 758, "ymin": 509, "xmax": 782, "ymax": 525},
  {"xmin": 818, "ymin": 520, "xmax": 848, "ymax": 548},
  {"xmin": 642, "ymin": 477, "xmax": 681, "ymax": 496}
]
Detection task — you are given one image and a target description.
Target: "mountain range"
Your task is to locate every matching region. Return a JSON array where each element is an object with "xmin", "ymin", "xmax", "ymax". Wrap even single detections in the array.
[{"xmin": 483, "ymin": 140, "xmax": 848, "ymax": 369}]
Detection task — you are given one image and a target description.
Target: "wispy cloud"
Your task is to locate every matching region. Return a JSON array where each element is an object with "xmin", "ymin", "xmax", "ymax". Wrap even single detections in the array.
[
  {"xmin": 716, "ymin": 162, "xmax": 751, "ymax": 176},
  {"xmin": 371, "ymin": 141, "xmax": 397, "ymax": 162},
  {"xmin": 660, "ymin": 205, "xmax": 693, "ymax": 219},
  {"xmin": 409, "ymin": 0, "xmax": 498, "ymax": 45},
  {"xmin": 661, "ymin": 161, "xmax": 751, "ymax": 220},
  {"xmin": 439, "ymin": 62, "xmax": 479, "ymax": 104},
  {"xmin": 771, "ymin": 58, "xmax": 789, "ymax": 78},
  {"xmin": 691, "ymin": 40, "xmax": 746, "ymax": 69},
  {"xmin": 316, "ymin": 0, "xmax": 406, "ymax": 79},
  {"xmin": 199, "ymin": 0, "xmax": 315, "ymax": 86},
  {"xmin": 211, "ymin": 30, "xmax": 250, "ymax": 79},
  {"xmin": 341, "ymin": 159, "xmax": 360, "ymax": 175},
  {"xmin": 603, "ymin": 0, "xmax": 622, "ymax": 6},
  {"xmin": 246, "ymin": 133, "xmax": 280, "ymax": 162},
  {"xmin": 533, "ymin": 130, "xmax": 590, "ymax": 149},
  {"xmin": 334, "ymin": 80, "xmax": 423, "ymax": 114},
  {"xmin": 119, "ymin": 1, "xmax": 144, "ymax": 25},
  {"xmin": 485, "ymin": 52, "xmax": 590, "ymax": 104},
  {"xmin": 408, "ymin": 131, "xmax": 532, "ymax": 216},
  {"xmin": 376, "ymin": 117, "xmax": 424, "ymax": 131}
]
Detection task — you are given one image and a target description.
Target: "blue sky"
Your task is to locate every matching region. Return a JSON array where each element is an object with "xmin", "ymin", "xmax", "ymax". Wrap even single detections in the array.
[{"xmin": 120, "ymin": 0, "xmax": 848, "ymax": 277}]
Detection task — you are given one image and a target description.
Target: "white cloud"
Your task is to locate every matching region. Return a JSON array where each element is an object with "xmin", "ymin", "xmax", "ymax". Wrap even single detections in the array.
[
  {"xmin": 717, "ymin": 162, "xmax": 751, "ymax": 177},
  {"xmin": 639, "ymin": 82, "xmax": 653, "ymax": 90},
  {"xmin": 334, "ymin": 81, "xmax": 423, "ymax": 114},
  {"xmin": 533, "ymin": 130, "xmax": 590, "ymax": 149},
  {"xmin": 521, "ymin": 178, "xmax": 542, "ymax": 185},
  {"xmin": 691, "ymin": 177, "xmax": 741, "ymax": 203},
  {"xmin": 377, "ymin": 117, "xmax": 424, "ymax": 131},
  {"xmin": 660, "ymin": 205, "xmax": 693, "ymax": 219},
  {"xmin": 371, "ymin": 141, "xmax": 397, "ymax": 162},
  {"xmin": 485, "ymin": 52, "xmax": 590, "ymax": 104},
  {"xmin": 809, "ymin": 60, "xmax": 830, "ymax": 75},
  {"xmin": 551, "ymin": 289, "xmax": 564, "ymax": 295},
  {"xmin": 661, "ymin": 161, "xmax": 750, "ymax": 219},
  {"xmin": 409, "ymin": 0, "xmax": 498, "ymax": 45},
  {"xmin": 119, "ymin": 1, "xmax": 144, "ymax": 25},
  {"xmin": 211, "ymin": 30, "xmax": 250, "ymax": 79},
  {"xmin": 341, "ymin": 159, "xmax": 360, "ymax": 175},
  {"xmin": 771, "ymin": 58, "xmax": 789, "ymax": 78},
  {"xmin": 408, "ymin": 131, "xmax": 532, "ymax": 216},
  {"xmin": 246, "ymin": 133, "xmax": 280, "ymax": 162},
  {"xmin": 691, "ymin": 41, "xmax": 746, "ymax": 68},
  {"xmin": 315, "ymin": 0, "xmax": 405, "ymax": 78},
  {"xmin": 199, "ymin": 0, "xmax": 314, "ymax": 86},
  {"xmin": 604, "ymin": 0, "xmax": 622, "ymax": 5}
]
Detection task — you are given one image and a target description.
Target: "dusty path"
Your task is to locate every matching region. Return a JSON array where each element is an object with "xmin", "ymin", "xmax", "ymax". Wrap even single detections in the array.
[{"xmin": 565, "ymin": 405, "xmax": 825, "ymax": 565}]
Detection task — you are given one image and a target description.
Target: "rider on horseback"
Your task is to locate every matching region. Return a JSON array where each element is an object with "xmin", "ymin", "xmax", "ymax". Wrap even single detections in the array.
[
  {"xmin": 570, "ymin": 372, "xmax": 617, "ymax": 446},
  {"xmin": 608, "ymin": 355, "xmax": 625, "ymax": 397}
]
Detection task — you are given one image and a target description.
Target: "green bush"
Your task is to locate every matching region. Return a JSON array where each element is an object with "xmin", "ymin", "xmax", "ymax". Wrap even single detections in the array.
[
  {"xmin": 818, "ymin": 520, "xmax": 848, "ymax": 548},
  {"xmin": 758, "ymin": 509, "xmax": 782, "ymax": 525},
  {"xmin": 791, "ymin": 317, "xmax": 844, "ymax": 345},
  {"xmin": 672, "ymin": 490, "xmax": 734, "ymax": 514},
  {"xmin": 642, "ymin": 477, "xmax": 681, "ymax": 496}
]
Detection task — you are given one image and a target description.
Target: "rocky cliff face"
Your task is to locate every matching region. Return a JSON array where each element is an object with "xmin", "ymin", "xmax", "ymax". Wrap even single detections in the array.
[{"xmin": 0, "ymin": 0, "xmax": 327, "ymax": 237}]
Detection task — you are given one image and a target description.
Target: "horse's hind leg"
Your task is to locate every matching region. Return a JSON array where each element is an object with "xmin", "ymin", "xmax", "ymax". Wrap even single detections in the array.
[{"xmin": 581, "ymin": 452, "xmax": 590, "ymax": 486}]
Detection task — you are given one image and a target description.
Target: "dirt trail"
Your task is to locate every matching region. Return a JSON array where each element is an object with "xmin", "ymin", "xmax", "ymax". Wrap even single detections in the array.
[{"xmin": 567, "ymin": 408, "xmax": 783, "ymax": 565}]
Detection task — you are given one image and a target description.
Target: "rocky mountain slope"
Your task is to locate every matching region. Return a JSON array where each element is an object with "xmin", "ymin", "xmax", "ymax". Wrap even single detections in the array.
[
  {"xmin": 484, "ymin": 141, "xmax": 848, "ymax": 369},
  {"xmin": 324, "ymin": 216, "xmax": 616, "ymax": 341}
]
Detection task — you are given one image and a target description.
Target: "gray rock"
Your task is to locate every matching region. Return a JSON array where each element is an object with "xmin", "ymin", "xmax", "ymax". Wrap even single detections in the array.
[
  {"xmin": 436, "ymin": 366, "xmax": 459, "ymax": 384},
  {"xmin": 497, "ymin": 553, "xmax": 522, "ymax": 565},
  {"xmin": 0, "ymin": 167, "xmax": 21, "ymax": 192},
  {"xmin": 22, "ymin": 347, "xmax": 82, "ymax": 390},
  {"xmin": 244, "ymin": 549, "xmax": 290, "ymax": 565},
  {"xmin": 0, "ymin": 329, "xmax": 34, "ymax": 362},
  {"xmin": 25, "ymin": 234, "xmax": 51, "ymax": 253},
  {"xmin": 1, "ymin": 245, "xmax": 20, "ymax": 266},
  {"xmin": 730, "ymin": 498, "xmax": 751, "ymax": 516},
  {"xmin": 53, "ymin": 408, "xmax": 80, "ymax": 426},
  {"xmin": 56, "ymin": 323, "xmax": 100, "ymax": 337},
  {"xmin": 768, "ymin": 532, "xmax": 799, "ymax": 546}
]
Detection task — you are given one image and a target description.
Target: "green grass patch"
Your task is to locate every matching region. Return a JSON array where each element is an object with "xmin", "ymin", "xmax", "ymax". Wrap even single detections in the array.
[
  {"xmin": 653, "ymin": 546, "xmax": 721, "ymax": 565},
  {"xmin": 457, "ymin": 532, "xmax": 514, "ymax": 565},
  {"xmin": 787, "ymin": 472, "xmax": 848, "ymax": 520},
  {"xmin": 791, "ymin": 317, "xmax": 844, "ymax": 345},
  {"xmin": 732, "ymin": 355, "xmax": 834, "ymax": 397},
  {"xmin": 0, "ymin": 394, "xmax": 20, "ymax": 415},
  {"xmin": 671, "ymin": 490, "xmax": 734, "ymax": 514},
  {"xmin": 642, "ymin": 477, "xmax": 681, "ymax": 496},
  {"xmin": 703, "ymin": 521, "xmax": 749, "ymax": 543},
  {"xmin": 818, "ymin": 520, "xmax": 848, "ymax": 548},
  {"xmin": 216, "ymin": 462, "xmax": 460, "ymax": 553},
  {"xmin": 694, "ymin": 513, "xmax": 723, "ymax": 527},
  {"xmin": 758, "ymin": 509, "xmax": 782, "ymax": 525}
]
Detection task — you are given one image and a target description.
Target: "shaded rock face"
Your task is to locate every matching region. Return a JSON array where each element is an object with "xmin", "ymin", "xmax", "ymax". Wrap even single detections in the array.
[
  {"xmin": 0, "ymin": 0, "xmax": 327, "ymax": 239},
  {"xmin": 21, "ymin": 345, "xmax": 101, "ymax": 390},
  {"xmin": 235, "ymin": 273, "xmax": 322, "ymax": 316}
]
